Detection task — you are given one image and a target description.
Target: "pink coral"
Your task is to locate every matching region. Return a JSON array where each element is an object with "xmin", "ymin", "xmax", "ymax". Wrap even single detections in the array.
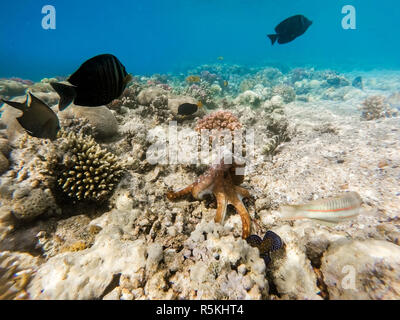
[{"xmin": 195, "ymin": 110, "xmax": 242, "ymax": 132}]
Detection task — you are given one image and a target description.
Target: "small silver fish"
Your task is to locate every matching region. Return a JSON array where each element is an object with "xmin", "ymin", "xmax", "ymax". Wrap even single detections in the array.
[{"xmin": 279, "ymin": 192, "xmax": 362, "ymax": 225}]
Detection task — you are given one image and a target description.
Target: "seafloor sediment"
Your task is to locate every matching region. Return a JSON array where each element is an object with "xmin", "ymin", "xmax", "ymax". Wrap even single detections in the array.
[{"xmin": 0, "ymin": 66, "xmax": 399, "ymax": 300}]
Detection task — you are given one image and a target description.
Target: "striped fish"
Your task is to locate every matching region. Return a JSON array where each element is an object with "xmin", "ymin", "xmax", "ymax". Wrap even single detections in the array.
[
  {"xmin": 51, "ymin": 54, "xmax": 132, "ymax": 111},
  {"xmin": 279, "ymin": 192, "xmax": 362, "ymax": 225}
]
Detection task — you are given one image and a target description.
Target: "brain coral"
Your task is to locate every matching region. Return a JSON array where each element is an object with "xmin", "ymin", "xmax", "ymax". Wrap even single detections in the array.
[{"xmin": 57, "ymin": 131, "xmax": 124, "ymax": 202}]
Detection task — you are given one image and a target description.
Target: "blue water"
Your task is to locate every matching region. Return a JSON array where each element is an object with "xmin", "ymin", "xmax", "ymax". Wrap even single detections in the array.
[{"xmin": 1, "ymin": 0, "xmax": 399, "ymax": 81}]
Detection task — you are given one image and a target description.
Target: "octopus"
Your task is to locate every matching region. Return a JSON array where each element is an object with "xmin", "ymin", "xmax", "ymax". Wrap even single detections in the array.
[{"xmin": 166, "ymin": 159, "xmax": 252, "ymax": 238}]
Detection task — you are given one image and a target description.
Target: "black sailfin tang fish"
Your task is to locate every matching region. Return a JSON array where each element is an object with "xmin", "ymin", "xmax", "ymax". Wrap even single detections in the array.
[
  {"xmin": 1, "ymin": 92, "xmax": 60, "ymax": 140},
  {"xmin": 51, "ymin": 54, "xmax": 132, "ymax": 111},
  {"xmin": 268, "ymin": 14, "xmax": 312, "ymax": 45},
  {"xmin": 246, "ymin": 231, "xmax": 283, "ymax": 265}
]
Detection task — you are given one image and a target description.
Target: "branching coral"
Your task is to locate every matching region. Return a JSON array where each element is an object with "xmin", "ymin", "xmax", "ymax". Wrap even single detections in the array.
[
  {"xmin": 57, "ymin": 131, "xmax": 124, "ymax": 202},
  {"xmin": 359, "ymin": 95, "xmax": 398, "ymax": 121}
]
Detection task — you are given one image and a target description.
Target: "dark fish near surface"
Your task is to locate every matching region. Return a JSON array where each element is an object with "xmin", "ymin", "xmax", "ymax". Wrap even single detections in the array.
[
  {"xmin": 268, "ymin": 14, "xmax": 312, "ymax": 45},
  {"xmin": 352, "ymin": 76, "xmax": 363, "ymax": 90},
  {"xmin": 1, "ymin": 92, "xmax": 60, "ymax": 140},
  {"xmin": 246, "ymin": 231, "xmax": 283, "ymax": 265},
  {"xmin": 51, "ymin": 54, "xmax": 132, "ymax": 111}
]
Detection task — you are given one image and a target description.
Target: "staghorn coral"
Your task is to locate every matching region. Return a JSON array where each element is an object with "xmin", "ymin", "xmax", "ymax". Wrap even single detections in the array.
[
  {"xmin": 195, "ymin": 110, "xmax": 242, "ymax": 132},
  {"xmin": 359, "ymin": 95, "xmax": 398, "ymax": 121},
  {"xmin": 57, "ymin": 131, "xmax": 124, "ymax": 202}
]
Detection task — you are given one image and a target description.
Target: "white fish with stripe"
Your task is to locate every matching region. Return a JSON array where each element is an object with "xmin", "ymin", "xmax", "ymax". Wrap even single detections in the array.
[{"xmin": 279, "ymin": 192, "xmax": 362, "ymax": 225}]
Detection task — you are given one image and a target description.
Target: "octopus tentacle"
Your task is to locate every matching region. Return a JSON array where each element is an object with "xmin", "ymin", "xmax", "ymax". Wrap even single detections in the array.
[
  {"xmin": 230, "ymin": 198, "xmax": 251, "ymax": 239},
  {"xmin": 214, "ymin": 191, "xmax": 228, "ymax": 224},
  {"xmin": 166, "ymin": 184, "xmax": 194, "ymax": 201},
  {"xmin": 234, "ymin": 185, "xmax": 251, "ymax": 199}
]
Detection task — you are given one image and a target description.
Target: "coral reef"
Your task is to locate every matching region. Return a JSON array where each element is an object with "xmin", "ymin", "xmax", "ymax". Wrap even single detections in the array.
[
  {"xmin": 185, "ymin": 83, "xmax": 218, "ymax": 109},
  {"xmin": 107, "ymin": 83, "xmax": 143, "ymax": 111},
  {"xmin": 137, "ymin": 87, "xmax": 167, "ymax": 106},
  {"xmin": 1, "ymin": 65, "xmax": 400, "ymax": 301},
  {"xmin": 359, "ymin": 95, "xmax": 398, "ymax": 120},
  {"xmin": 0, "ymin": 79, "xmax": 28, "ymax": 99},
  {"xmin": 0, "ymin": 133, "xmax": 60, "ymax": 222},
  {"xmin": 272, "ymin": 85, "xmax": 296, "ymax": 103},
  {"xmin": 195, "ymin": 110, "xmax": 242, "ymax": 132},
  {"xmin": 56, "ymin": 131, "xmax": 124, "ymax": 202},
  {"xmin": 234, "ymin": 90, "xmax": 262, "ymax": 108},
  {"xmin": 323, "ymin": 72, "xmax": 350, "ymax": 88},
  {"xmin": 288, "ymin": 67, "xmax": 315, "ymax": 84},
  {"xmin": 27, "ymin": 212, "xmax": 268, "ymax": 299}
]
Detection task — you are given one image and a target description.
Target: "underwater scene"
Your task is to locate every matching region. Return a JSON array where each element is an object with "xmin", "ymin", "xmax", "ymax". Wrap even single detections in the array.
[{"xmin": 0, "ymin": 0, "xmax": 400, "ymax": 301}]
